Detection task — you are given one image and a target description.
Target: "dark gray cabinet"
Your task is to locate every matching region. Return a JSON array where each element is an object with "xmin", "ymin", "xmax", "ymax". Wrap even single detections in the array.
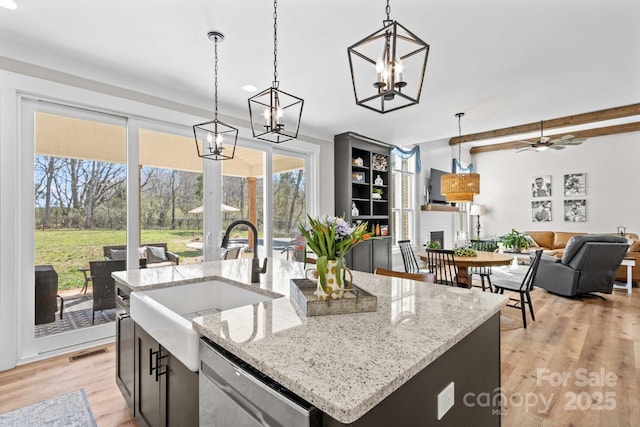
[
  {"xmin": 134, "ymin": 324, "xmax": 199, "ymax": 427},
  {"xmin": 334, "ymin": 132, "xmax": 392, "ymax": 272},
  {"xmin": 115, "ymin": 281, "xmax": 197, "ymax": 427},
  {"xmin": 115, "ymin": 284, "xmax": 135, "ymax": 413}
]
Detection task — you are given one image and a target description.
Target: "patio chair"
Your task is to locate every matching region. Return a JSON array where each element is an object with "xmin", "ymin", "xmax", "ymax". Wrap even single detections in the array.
[
  {"xmin": 222, "ymin": 247, "xmax": 241, "ymax": 260},
  {"xmin": 89, "ymin": 260, "xmax": 126, "ymax": 324}
]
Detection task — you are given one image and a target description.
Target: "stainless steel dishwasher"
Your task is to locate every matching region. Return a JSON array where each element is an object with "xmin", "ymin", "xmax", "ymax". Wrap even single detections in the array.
[{"xmin": 199, "ymin": 337, "xmax": 321, "ymax": 427}]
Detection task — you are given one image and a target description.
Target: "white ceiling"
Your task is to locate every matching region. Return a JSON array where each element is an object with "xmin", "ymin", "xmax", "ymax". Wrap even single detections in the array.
[{"xmin": 1, "ymin": 0, "xmax": 638, "ymax": 147}]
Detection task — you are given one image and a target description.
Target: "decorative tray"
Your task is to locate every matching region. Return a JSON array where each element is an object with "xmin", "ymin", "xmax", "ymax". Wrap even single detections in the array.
[{"xmin": 289, "ymin": 279, "xmax": 377, "ymax": 317}]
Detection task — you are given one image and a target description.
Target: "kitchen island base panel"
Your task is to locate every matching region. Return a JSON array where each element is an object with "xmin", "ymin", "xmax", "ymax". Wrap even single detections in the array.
[{"xmin": 322, "ymin": 313, "xmax": 501, "ymax": 426}]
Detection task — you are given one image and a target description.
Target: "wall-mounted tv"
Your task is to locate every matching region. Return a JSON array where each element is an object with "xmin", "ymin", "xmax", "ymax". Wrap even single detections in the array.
[{"xmin": 428, "ymin": 168, "xmax": 449, "ymax": 204}]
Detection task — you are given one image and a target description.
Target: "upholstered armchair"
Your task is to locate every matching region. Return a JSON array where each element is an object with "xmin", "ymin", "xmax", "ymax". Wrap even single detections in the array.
[{"xmin": 534, "ymin": 235, "xmax": 629, "ymax": 296}]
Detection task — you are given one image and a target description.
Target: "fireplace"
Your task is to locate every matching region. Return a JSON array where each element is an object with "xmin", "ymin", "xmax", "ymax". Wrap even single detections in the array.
[{"xmin": 430, "ymin": 231, "xmax": 444, "ymax": 248}]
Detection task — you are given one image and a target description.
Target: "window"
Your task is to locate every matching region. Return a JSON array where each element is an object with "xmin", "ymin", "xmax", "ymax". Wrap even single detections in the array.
[{"xmin": 391, "ymin": 152, "xmax": 416, "ymax": 247}]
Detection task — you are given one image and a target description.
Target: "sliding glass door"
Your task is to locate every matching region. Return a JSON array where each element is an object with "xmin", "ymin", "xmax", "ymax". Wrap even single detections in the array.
[{"xmin": 24, "ymin": 99, "xmax": 127, "ymax": 355}]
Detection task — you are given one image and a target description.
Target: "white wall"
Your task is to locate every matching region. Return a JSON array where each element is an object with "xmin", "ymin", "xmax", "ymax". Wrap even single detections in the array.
[{"xmin": 472, "ymin": 132, "xmax": 640, "ymax": 236}]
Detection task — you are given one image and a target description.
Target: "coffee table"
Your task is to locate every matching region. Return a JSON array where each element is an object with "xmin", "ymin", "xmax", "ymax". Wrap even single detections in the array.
[{"xmin": 613, "ymin": 258, "xmax": 635, "ymax": 294}]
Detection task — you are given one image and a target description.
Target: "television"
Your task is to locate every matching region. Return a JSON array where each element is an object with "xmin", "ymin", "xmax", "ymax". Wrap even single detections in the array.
[{"xmin": 428, "ymin": 168, "xmax": 449, "ymax": 204}]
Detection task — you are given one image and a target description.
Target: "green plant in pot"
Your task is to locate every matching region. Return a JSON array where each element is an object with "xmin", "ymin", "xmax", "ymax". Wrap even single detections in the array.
[{"xmin": 501, "ymin": 229, "xmax": 529, "ymax": 253}]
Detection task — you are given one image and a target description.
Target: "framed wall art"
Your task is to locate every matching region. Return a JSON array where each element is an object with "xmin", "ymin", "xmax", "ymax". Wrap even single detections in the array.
[
  {"xmin": 563, "ymin": 173, "xmax": 586, "ymax": 196},
  {"xmin": 531, "ymin": 175, "xmax": 552, "ymax": 197},
  {"xmin": 532, "ymin": 200, "xmax": 552, "ymax": 222},
  {"xmin": 564, "ymin": 199, "xmax": 586, "ymax": 222}
]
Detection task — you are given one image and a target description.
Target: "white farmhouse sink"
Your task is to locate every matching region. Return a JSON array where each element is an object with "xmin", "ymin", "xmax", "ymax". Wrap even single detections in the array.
[{"xmin": 130, "ymin": 280, "xmax": 273, "ymax": 372}]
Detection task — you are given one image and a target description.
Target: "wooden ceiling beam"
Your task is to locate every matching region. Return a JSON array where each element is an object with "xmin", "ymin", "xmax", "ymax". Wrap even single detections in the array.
[
  {"xmin": 450, "ymin": 103, "xmax": 640, "ymax": 145},
  {"xmin": 470, "ymin": 121, "xmax": 640, "ymax": 154}
]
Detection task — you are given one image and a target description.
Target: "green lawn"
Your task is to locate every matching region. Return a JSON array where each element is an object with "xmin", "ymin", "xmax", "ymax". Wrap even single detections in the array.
[{"xmin": 35, "ymin": 229, "xmax": 203, "ymax": 290}]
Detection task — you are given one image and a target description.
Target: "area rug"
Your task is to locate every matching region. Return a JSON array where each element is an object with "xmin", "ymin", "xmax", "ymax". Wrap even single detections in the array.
[
  {"xmin": 0, "ymin": 389, "xmax": 97, "ymax": 427},
  {"xmin": 34, "ymin": 294, "xmax": 115, "ymax": 339}
]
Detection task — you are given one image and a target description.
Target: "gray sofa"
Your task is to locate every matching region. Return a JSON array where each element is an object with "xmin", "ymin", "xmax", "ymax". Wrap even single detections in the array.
[{"xmin": 534, "ymin": 235, "xmax": 629, "ymax": 296}]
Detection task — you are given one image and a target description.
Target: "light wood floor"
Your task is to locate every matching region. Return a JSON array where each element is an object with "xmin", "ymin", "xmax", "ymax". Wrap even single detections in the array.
[
  {"xmin": 0, "ymin": 343, "xmax": 136, "ymax": 426},
  {"xmin": 0, "ymin": 286, "xmax": 637, "ymax": 426}
]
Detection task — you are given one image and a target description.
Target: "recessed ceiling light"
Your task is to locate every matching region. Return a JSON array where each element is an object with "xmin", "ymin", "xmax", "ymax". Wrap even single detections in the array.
[
  {"xmin": 0, "ymin": 0, "xmax": 18, "ymax": 10},
  {"xmin": 241, "ymin": 84, "xmax": 257, "ymax": 92}
]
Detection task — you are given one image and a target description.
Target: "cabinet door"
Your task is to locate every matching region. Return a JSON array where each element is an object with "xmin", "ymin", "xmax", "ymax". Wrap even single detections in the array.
[
  {"xmin": 116, "ymin": 310, "xmax": 135, "ymax": 412},
  {"xmin": 135, "ymin": 324, "xmax": 163, "ymax": 427},
  {"xmin": 372, "ymin": 238, "xmax": 391, "ymax": 271},
  {"xmin": 351, "ymin": 240, "xmax": 372, "ymax": 272},
  {"xmin": 165, "ymin": 352, "xmax": 199, "ymax": 427}
]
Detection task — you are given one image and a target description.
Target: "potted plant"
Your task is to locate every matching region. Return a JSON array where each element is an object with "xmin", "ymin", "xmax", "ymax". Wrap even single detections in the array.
[
  {"xmin": 501, "ymin": 229, "xmax": 529, "ymax": 253},
  {"xmin": 372, "ymin": 188, "xmax": 383, "ymax": 199},
  {"xmin": 299, "ymin": 215, "xmax": 370, "ymax": 300}
]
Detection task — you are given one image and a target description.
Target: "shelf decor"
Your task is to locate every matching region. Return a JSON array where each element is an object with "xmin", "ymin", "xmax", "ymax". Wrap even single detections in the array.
[{"xmin": 299, "ymin": 215, "xmax": 370, "ymax": 300}]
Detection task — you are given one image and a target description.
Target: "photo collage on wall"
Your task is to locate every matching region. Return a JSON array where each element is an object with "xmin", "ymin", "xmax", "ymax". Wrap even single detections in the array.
[
  {"xmin": 530, "ymin": 173, "xmax": 587, "ymax": 222},
  {"xmin": 531, "ymin": 175, "xmax": 552, "ymax": 222},
  {"xmin": 563, "ymin": 173, "xmax": 587, "ymax": 222}
]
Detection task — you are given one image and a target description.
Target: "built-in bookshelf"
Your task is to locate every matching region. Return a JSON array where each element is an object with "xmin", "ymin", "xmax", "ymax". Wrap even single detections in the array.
[{"xmin": 334, "ymin": 132, "xmax": 391, "ymax": 272}]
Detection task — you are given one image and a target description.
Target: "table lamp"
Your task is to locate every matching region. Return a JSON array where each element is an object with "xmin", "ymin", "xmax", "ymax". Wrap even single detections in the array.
[{"xmin": 470, "ymin": 204, "xmax": 486, "ymax": 238}]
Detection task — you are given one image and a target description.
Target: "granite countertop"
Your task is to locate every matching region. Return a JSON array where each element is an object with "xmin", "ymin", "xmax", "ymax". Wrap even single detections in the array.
[{"xmin": 114, "ymin": 258, "xmax": 507, "ymax": 424}]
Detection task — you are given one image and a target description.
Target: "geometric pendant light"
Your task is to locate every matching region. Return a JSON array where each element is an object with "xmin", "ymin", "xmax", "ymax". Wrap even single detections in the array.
[
  {"xmin": 193, "ymin": 31, "xmax": 238, "ymax": 161},
  {"xmin": 441, "ymin": 113, "xmax": 480, "ymax": 202},
  {"xmin": 248, "ymin": 0, "xmax": 304, "ymax": 143},
  {"xmin": 347, "ymin": 0, "xmax": 430, "ymax": 114}
]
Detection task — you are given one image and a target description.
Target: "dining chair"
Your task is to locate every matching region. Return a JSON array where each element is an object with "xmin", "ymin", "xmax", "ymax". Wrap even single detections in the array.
[
  {"xmin": 492, "ymin": 249, "xmax": 543, "ymax": 328},
  {"xmin": 398, "ymin": 240, "xmax": 428, "ymax": 274},
  {"xmin": 374, "ymin": 268, "xmax": 435, "ymax": 283},
  {"xmin": 422, "ymin": 248, "xmax": 461, "ymax": 286},
  {"xmin": 469, "ymin": 239, "xmax": 499, "ymax": 291},
  {"xmin": 89, "ymin": 260, "xmax": 126, "ymax": 324}
]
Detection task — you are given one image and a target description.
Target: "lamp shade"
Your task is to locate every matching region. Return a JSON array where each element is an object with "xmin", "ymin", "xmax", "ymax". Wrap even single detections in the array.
[
  {"xmin": 441, "ymin": 173, "xmax": 480, "ymax": 203},
  {"xmin": 470, "ymin": 204, "xmax": 486, "ymax": 216}
]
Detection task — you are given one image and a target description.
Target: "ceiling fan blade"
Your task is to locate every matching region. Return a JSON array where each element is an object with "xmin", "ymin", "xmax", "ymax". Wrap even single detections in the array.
[
  {"xmin": 567, "ymin": 138, "xmax": 586, "ymax": 145},
  {"xmin": 550, "ymin": 138, "xmax": 570, "ymax": 145},
  {"xmin": 516, "ymin": 146, "xmax": 534, "ymax": 153},
  {"xmin": 550, "ymin": 145, "xmax": 566, "ymax": 150}
]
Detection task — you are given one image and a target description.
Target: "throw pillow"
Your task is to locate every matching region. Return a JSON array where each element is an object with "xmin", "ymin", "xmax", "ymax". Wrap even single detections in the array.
[
  {"xmin": 109, "ymin": 248, "xmax": 127, "ymax": 261},
  {"xmin": 147, "ymin": 246, "xmax": 167, "ymax": 263}
]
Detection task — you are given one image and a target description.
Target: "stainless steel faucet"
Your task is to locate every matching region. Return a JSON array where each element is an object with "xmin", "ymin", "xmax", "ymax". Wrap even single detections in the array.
[{"xmin": 221, "ymin": 220, "xmax": 267, "ymax": 283}]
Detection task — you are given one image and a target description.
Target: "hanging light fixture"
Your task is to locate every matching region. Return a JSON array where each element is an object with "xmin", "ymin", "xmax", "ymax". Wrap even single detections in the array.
[
  {"xmin": 441, "ymin": 113, "xmax": 480, "ymax": 203},
  {"xmin": 248, "ymin": 0, "xmax": 304, "ymax": 143},
  {"xmin": 347, "ymin": 0, "xmax": 430, "ymax": 114},
  {"xmin": 193, "ymin": 32, "xmax": 238, "ymax": 161}
]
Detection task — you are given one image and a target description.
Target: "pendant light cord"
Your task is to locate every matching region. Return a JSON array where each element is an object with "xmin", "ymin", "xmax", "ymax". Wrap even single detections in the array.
[
  {"xmin": 273, "ymin": 0, "xmax": 278, "ymax": 87},
  {"xmin": 213, "ymin": 35, "xmax": 219, "ymax": 120},
  {"xmin": 386, "ymin": 0, "xmax": 391, "ymax": 20},
  {"xmin": 457, "ymin": 113, "xmax": 463, "ymax": 161}
]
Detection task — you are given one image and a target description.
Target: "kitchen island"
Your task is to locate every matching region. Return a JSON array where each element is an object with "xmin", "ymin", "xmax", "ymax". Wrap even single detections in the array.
[{"xmin": 114, "ymin": 258, "xmax": 507, "ymax": 426}]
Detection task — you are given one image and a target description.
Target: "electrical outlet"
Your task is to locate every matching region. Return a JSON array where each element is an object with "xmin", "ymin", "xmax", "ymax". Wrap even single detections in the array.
[{"xmin": 437, "ymin": 381, "xmax": 455, "ymax": 420}]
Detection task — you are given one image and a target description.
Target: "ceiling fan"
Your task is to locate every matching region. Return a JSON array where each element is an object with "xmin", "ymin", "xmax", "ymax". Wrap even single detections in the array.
[{"xmin": 516, "ymin": 120, "xmax": 587, "ymax": 152}]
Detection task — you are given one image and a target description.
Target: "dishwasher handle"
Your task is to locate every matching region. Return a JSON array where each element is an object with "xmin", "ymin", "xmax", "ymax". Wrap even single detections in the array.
[{"xmin": 201, "ymin": 361, "xmax": 277, "ymax": 426}]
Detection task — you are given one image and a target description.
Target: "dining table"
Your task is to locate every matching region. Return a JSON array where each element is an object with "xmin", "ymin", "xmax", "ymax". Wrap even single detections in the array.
[{"xmin": 417, "ymin": 250, "xmax": 514, "ymax": 288}]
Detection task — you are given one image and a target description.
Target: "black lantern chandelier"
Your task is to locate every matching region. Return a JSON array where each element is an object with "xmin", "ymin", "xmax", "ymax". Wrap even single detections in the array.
[
  {"xmin": 248, "ymin": 0, "xmax": 304, "ymax": 143},
  {"xmin": 348, "ymin": 0, "xmax": 430, "ymax": 114},
  {"xmin": 193, "ymin": 31, "xmax": 238, "ymax": 161}
]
